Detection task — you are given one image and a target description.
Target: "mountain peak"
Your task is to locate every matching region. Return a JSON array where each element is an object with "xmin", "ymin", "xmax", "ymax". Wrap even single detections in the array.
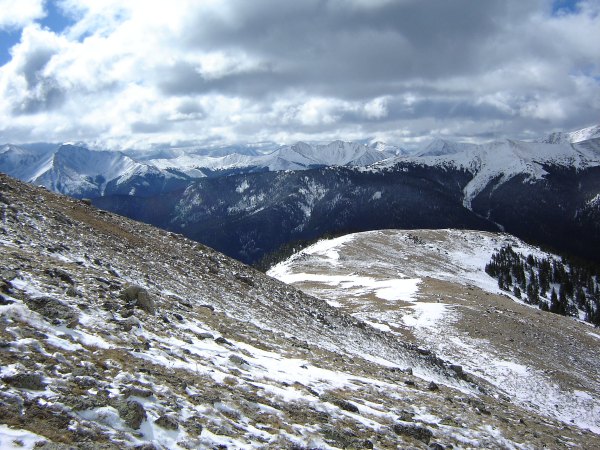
[{"xmin": 539, "ymin": 124, "xmax": 600, "ymax": 144}]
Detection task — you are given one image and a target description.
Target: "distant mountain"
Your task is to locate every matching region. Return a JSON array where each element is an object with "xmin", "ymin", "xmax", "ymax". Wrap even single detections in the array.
[
  {"xmin": 382, "ymin": 137, "xmax": 600, "ymax": 209},
  {"xmin": 0, "ymin": 143, "xmax": 192, "ymax": 198},
  {"xmin": 416, "ymin": 138, "xmax": 477, "ymax": 157},
  {"xmin": 3, "ymin": 126, "xmax": 600, "ymax": 265},
  {"xmin": 539, "ymin": 124, "xmax": 600, "ymax": 144},
  {"xmin": 149, "ymin": 140, "xmax": 401, "ymax": 174},
  {"xmin": 1, "ymin": 140, "xmax": 401, "ymax": 195},
  {"xmin": 95, "ymin": 133, "xmax": 600, "ymax": 265}
]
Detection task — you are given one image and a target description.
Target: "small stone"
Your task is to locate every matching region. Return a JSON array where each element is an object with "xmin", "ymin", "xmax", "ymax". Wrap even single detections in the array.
[
  {"xmin": 215, "ymin": 336, "xmax": 230, "ymax": 345},
  {"xmin": 397, "ymin": 410, "xmax": 414, "ymax": 422},
  {"xmin": 429, "ymin": 443, "xmax": 446, "ymax": 450},
  {"xmin": 449, "ymin": 364, "xmax": 463, "ymax": 376},
  {"xmin": 393, "ymin": 424, "xmax": 433, "ymax": 444},
  {"xmin": 122, "ymin": 386, "xmax": 153, "ymax": 398},
  {"xmin": 65, "ymin": 286, "xmax": 79, "ymax": 297},
  {"xmin": 0, "ymin": 294, "xmax": 14, "ymax": 305},
  {"xmin": 195, "ymin": 332, "xmax": 213, "ymax": 340},
  {"xmin": 44, "ymin": 268, "xmax": 75, "ymax": 285},
  {"xmin": 155, "ymin": 414, "xmax": 179, "ymax": 430},
  {"xmin": 321, "ymin": 394, "xmax": 359, "ymax": 413},
  {"xmin": 135, "ymin": 444, "xmax": 158, "ymax": 450},
  {"xmin": 229, "ymin": 354, "xmax": 249, "ymax": 366},
  {"xmin": 428, "ymin": 381, "xmax": 439, "ymax": 391},
  {"xmin": 121, "ymin": 285, "xmax": 155, "ymax": 314}
]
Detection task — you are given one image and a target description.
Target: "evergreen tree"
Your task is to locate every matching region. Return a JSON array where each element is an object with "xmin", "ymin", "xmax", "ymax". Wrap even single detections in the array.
[
  {"xmin": 513, "ymin": 286, "xmax": 521, "ymax": 299},
  {"xmin": 550, "ymin": 288, "xmax": 559, "ymax": 314}
]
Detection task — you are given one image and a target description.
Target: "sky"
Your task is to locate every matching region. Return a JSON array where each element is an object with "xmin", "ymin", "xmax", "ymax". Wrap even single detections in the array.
[{"xmin": 0, "ymin": 0, "xmax": 599, "ymax": 150}]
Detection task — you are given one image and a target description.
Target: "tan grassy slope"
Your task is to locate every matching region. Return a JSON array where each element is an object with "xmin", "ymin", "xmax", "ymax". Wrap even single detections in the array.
[{"xmin": 269, "ymin": 229, "xmax": 600, "ymax": 441}]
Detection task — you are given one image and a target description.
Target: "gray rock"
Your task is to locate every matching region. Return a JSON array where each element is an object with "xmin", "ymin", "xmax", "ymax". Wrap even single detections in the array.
[
  {"xmin": 23, "ymin": 296, "xmax": 79, "ymax": 323},
  {"xmin": 154, "ymin": 414, "xmax": 179, "ymax": 430},
  {"xmin": 229, "ymin": 354, "xmax": 249, "ymax": 366},
  {"xmin": 134, "ymin": 444, "xmax": 158, "ymax": 450},
  {"xmin": 321, "ymin": 393, "xmax": 359, "ymax": 413},
  {"xmin": 117, "ymin": 400, "xmax": 147, "ymax": 429},
  {"xmin": 393, "ymin": 423, "xmax": 433, "ymax": 444},
  {"xmin": 215, "ymin": 336, "xmax": 231, "ymax": 345},
  {"xmin": 183, "ymin": 415, "xmax": 204, "ymax": 437},
  {"xmin": 122, "ymin": 386, "xmax": 153, "ymax": 398},
  {"xmin": 0, "ymin": 280, "xmax": 11, "ymax": 293},
  {"xmin": 3, "ymin": 372, "xmax": 46, "ymax": 390},
  {"xmin": 428, "ymin": 381, "xmax": 440, "ymax": 391},
  {"xmin": 121, "ymin": 285, "xmax": 155, "ymax": 315},
  {"xmin": 449, "ymin": 364, "xmax": 463, "ymax": 376},
  {"xmin": 397, "ymin": 410, "xmax": 414, "ymax": 422},
  {"xmin": 45, "ymin": 268, "xmax": 75, "ymax": 285},
  {"xmin": 195, "ymin": 332, "xmax": 213, "ymax": 340},
  {"xmin": 0, "ymin": 293, "xmax": 14, "ymax": 305}
]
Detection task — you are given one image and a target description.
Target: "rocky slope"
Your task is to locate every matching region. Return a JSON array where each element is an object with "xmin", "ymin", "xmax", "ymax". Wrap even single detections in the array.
[
  {"xmin": 2, "ymin": 173, "xmax": 599, "ymax": 448},
  {"xmin": 269, "ymin": 229, "xmax": 600, "ymax": 440}
]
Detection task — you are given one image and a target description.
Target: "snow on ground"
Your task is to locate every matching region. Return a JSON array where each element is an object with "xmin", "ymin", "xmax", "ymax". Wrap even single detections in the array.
[
  {"xmin": 269, "ymin": 229, "xmax": 600, "ymax": 434},
  {"xmin": 0, "ymin": 424, "xmax": 46, "ymax": 450}
]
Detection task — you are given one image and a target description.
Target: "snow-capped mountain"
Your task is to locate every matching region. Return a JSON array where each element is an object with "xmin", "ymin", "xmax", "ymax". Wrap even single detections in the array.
[
  {"xmin": 91, "ymin": 128, "xmax": 600, "ymax": 265},
  {"xmin": 2, "ymin": 173, "xmax": 600, "ymax": 448},
  {"xmin": 415, "ymin": 138, "xmax": 477, "ymax": 157},
  {"xmin": 381, "ymin": 137, "xmax": 600, "ymax": 209},
  {"xmin": 0, "ymin": 144, "xmax": 192, "ymax": 198},
  {"xmin": 1, "ymin": 140, "xmax": 401, "ymax": 195},
  {"xmin": 539, "ymin": 124, "xmax": 600, "ymax": 144},
  {"xmin": 3, "ymin": 125, "xmax": 600, "ymax": 266},
  {"xmin": 149, "ymin": 140, "xmax": 401, "ymax": 174}
]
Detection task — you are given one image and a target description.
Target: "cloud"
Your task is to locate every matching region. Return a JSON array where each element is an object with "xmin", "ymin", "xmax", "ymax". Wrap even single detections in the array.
[
  {"xmin": 0, "ymin": 0, "xmax": 599, "ymax": 149},
  {"xmin": 0, "ymin": 0, "xmax": 46, "ymax": 30}
]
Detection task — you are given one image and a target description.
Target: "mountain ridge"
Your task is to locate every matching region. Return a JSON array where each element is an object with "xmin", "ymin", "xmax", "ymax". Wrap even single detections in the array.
[{"xmin": 2, "ymin": 173, "xmax": 600, "ymax": 448}]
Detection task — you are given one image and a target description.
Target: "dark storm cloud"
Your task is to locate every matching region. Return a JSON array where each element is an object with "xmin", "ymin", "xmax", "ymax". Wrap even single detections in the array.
[{"xmin": 182, "ymin": 0, "xmax": 511, "ymax": 85}]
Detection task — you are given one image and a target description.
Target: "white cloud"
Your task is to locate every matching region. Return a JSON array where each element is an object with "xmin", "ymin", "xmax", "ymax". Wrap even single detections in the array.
[
  {"xmin": 0, "ymin": 0, "xmax": 599, "ymax": 148},
  {"xmin": 0, "ymin": 0, "xmax": 45, "ymax": 30},
  {"xmin": 364, "ymin": 97, "xmax": 388, "ymax": 119}
]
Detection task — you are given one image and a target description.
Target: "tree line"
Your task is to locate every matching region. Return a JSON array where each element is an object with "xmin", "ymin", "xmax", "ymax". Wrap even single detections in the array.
[{"xmin": 485, "ymin": 245, "xmax": 600, "ymax": 326}]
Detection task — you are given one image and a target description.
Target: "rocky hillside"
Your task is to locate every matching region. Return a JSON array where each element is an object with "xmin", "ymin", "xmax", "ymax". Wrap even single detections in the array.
[
  {"xmin": 2, "ymin": 174, "xmax": 599, "ymax": 448},
  {"xmin": 269, "ymin": 229, "xmax": 600, "ymax": 441}
]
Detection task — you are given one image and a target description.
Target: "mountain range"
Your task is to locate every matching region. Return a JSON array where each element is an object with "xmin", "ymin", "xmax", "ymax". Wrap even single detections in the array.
[
  {"xmin": 2, "ymin": 126, "xmax": 600, "ymax": 266},
  {"xmin": 1, "ymin": 172, "xmax": 599, "ymax": 448}
]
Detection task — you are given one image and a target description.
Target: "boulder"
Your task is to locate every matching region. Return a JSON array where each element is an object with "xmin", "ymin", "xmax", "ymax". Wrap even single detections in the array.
[
  {"xmin": 117, "ymin": 400, "xmax": 147, "ymax": 429},
  {"xmin": 3, "ymin": 372, "xmax": 46, "ymax": 390},
  {"xmin": 121, "ymin": 285, "xmax": 155, "ymax": 315},
  {"xmin": 154, "ymin": 414, "xmax": 179, "ymax": 430}
]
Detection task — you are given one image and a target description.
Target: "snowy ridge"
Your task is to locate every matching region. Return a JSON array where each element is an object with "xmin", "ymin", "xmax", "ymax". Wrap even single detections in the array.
[
  {"xmin": 373, "ymin": 138, "xmax": 600, "ymax": 209},
  {"xmin": 539, "ymin": 124, "xmax": 600, "ymax": 144},
  {"xmin": 269, "ymin": 229, "xmax": 600, "ymax": 435},
  {"xmin": 149, "ymin": 140, "xmax": 399, "ymax": 172}
]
